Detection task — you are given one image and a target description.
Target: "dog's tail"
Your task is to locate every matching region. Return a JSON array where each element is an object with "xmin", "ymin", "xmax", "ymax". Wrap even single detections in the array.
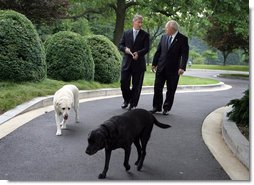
[{"xmin": 152, "ymin": 115, "xmax": 171, "ymax": 129}]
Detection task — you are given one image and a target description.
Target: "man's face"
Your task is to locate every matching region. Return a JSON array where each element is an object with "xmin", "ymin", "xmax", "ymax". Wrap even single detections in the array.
[
  {"xmin": 133, "ymin": 19, "xmax": 142, "ymax": 30},
  {"xmin": 165, "ymin": 24, "xmax": 176, "ymax": 36}
]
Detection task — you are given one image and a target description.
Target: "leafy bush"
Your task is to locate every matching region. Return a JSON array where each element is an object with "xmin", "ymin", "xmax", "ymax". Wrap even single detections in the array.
[
  {"xmin": 85, "ymin": 35, "xmax": 121, "ymax": 83},
  {"xmin": 189, "ymin": 50, "xmax": 205, "ymax": 64},
  {"xmin": 227, "ymin": 89, "xmax": 249, "ymax": 127},
  {"xmin": 68, "ymin": 18, "xmax": 91, "ymax": 36},
  {"xmin": 0, "ymin": 10, "xmax": 46, "ymax": 82},
  {"xmin": 37, "ymin": 18, "xmax": 91, "ymax": 42},
  {"xmin": 45, "ymin": 31, "xmax": 94, "ymax": 81},
  {"xmin": 202, "ymin": 50, "xmax": 218, "ymax": 64}
]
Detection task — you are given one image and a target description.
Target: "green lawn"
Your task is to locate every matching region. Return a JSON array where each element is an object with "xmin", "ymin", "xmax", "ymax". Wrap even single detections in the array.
[
  {"xmin": 144, "ymin": 71, "xmax": 218, "ymax": 85},
  {"xmin": 218, "ymin": 73, "xmax": 249, "ymax": 78},
  {"xmin": 190, "ymin": 64, "xmax": 249, "ymax": 72},
  {"xmin": 0, "ymin": 71, "xmax": 219, "ymax": 113}
]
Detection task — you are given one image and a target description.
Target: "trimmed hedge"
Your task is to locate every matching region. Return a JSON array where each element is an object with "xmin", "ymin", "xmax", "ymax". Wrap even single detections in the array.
[
  {"xmin": 45, "ymin": 31, "xmax": 94, "ymax": 81},
  {"xmin": 0, "ymin": 10, "xmax": 46, "ymax": 82},
  {"xmin": 85, "ymin": 35, "xmax": 121, "ymax": 84}
]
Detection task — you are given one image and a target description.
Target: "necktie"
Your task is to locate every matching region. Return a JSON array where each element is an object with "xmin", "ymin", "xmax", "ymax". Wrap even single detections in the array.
[
  {"xmin": 167, "ymin": 36, "xmax": 172, "ymax": 49},
  {"xmin": 133, "ymin": 30, "xmax": 138, "ymax": 42}
]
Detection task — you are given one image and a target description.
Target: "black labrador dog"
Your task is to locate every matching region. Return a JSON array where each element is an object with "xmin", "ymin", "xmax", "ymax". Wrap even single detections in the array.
[{"xmin": 85, "ymin": 108, "xmax": 171, "ymax": 179}]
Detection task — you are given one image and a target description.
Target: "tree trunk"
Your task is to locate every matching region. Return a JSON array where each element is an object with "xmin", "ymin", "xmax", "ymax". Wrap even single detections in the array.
[
  {"xmin": 222, "ymin": 51, "xmax": 229, "ymax": 66},
  {"xmin": 146, "ymin": 27, "xmax": 151, "ymax": 66},
  {"xmin": 146, "ymin": 50, "xmax": 151, "ymax": 66},
  {"xmin": 113, "ymin": 0, "xmax": 126, "ymax": 46},
  {"xmin": 145, "ymin": 27, "xmax": 164, "ymax": 66}
]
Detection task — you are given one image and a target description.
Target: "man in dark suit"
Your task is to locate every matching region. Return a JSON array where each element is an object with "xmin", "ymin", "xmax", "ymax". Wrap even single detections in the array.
[
  {"xmin": 119, "ymin": 14, "xmax": 150, "ymax": 110},
  {"xmin": 150, "ymin": 20, "xmax": 189, "ymax": 115}
]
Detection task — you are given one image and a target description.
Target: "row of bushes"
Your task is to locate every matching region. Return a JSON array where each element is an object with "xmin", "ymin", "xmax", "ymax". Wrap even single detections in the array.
[{"xmin": 0, "ymin": 10, "xmax": 121, "ymax": 83}]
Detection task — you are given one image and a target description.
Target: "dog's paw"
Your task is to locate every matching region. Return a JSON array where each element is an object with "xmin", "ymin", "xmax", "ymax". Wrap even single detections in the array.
[
  {"xmin": 98, "ymin": 173, "xmax": 106, "ymax": 179},
  {"xmin": 137, "ymin": 164, "xmax": 143, "ymax": 171},
  {"xmin": 56, "ymin": 131, "xmax": 62, "ymax": 136},
  {"xmin": 61, "ymin": 125, "xmax": 67, "ymax": 129},
  {"xmin": 125, "ymin": 164, "xmax": 131, "ymax": 171}
]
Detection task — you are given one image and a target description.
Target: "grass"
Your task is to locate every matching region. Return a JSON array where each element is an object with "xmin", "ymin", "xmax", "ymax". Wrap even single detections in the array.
[
  {"xmin": 218, "ymin": 74, "xmax": 249, "ymax": 78},
  {"xmin": 0, "ymin": 71, "xmax": 219, "ymax": 113},
  {"xmin": 144, "ymin": 70, "xmax": 218, "ymax": 85},
  {"xmin": 190, "ymin": 64, "xmax": 249, "ymax": 72},
  {"xmin": 0, "ymin": 79, "xmax": 118, "ymax": 113}
]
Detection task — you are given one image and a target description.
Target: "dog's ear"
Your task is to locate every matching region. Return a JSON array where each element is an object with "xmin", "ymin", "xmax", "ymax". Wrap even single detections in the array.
[
  {"xmin": 97, "ymin": 127, "xmax": 109, "ymax": 149},
  {"xmin": 87, "ymin": 131, "xmax": 91, "ymax": 139},
  {"xmin": 101, "ymin": 121, "xmax": 118, "ymax": 139},
  {"xmin": 56, "ymin": 102, "xmax": 61, "ymax": 107}
]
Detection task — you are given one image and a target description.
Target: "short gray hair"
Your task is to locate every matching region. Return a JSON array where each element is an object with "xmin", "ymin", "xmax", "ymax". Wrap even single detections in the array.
[
  {"xmin": 166, "ymin": 20, "xmax": 180, "ymax": 31},
  {"xmin": 133, "ymin": 14, "xmax": 143, "ymax": 22}
]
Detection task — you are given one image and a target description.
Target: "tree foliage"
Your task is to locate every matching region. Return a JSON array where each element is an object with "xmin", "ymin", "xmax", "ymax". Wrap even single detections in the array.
[
  {"xmin": 202, "ymin": 50, "xmax": 218, "ymax": 64},
  {"xmin": 0, "ymin": 0, "xmax": 69, "ymax": 23},
  {"xmin": 68, "ymin": 0, "xmax": 139, "ymax": 45},
  {"xmin": 204, "ymin": 21, "xmax": 248, "ymax": 65},
  {"xmin": 142, "ymin": 0, "xmax": 209, "ymax": 36},
  {"xmin": 1, "ymin": 0, "xmax": 248, "ymax": 67},
  {"xmin": 203, "ymin": 0, "xmax": 248, "ymax": 65}
]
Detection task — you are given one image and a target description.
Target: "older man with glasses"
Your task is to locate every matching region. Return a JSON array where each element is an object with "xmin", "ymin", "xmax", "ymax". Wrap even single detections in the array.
[{"xmin": 150, "ymin": 20, "xmax": 189, "ymax": 115}]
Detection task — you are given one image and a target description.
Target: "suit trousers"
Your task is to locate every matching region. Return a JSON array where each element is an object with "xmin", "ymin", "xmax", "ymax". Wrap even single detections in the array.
[
  {"xmin": 121, "ymin": 69, "xmax": 144, "ymax": 107},
  {"xmin": 153, "ymin": 70, "xmax": 179, "ymax": 111}
]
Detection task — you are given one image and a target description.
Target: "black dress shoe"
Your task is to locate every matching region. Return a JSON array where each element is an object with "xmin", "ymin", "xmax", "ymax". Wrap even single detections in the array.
[
  {"xmin": 162, "ymin": 110, "xmax": 169, "ymax": 115},
  {"xmin": 149, "ymin": 108, "xmax": 162, "ymax": 114},
  {"xmin": 121, "ymin": 102, "xmax": 129, "ymax": 109}
]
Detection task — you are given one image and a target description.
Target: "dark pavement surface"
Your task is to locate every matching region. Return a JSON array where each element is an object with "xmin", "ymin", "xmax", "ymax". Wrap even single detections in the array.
[{"xmin": 0, "ymin": 70, "xmax": 249, "ymax": 181}]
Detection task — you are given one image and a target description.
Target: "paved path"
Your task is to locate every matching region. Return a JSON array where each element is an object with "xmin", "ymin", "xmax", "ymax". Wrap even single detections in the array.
[{"xmin": 0, "ymin": 70, "xmax": 249, "ymax": 181}]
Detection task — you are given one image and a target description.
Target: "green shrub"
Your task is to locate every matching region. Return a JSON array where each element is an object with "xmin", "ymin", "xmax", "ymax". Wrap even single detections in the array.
[
  {"xmin": 0, "ymin": 10, "xmax": 46, "ymax": 82},
  {"xmin": 189, "ymin": 50, "xmax": 205, "ymax": 64},
  {"xmin": 227, "ymin": 89, "xmax": 249, "ymax": 127},
  {"xmin": 45, "ymin": 31, "xmax": 94, "ymax": 81},
  {"xmin": 68, "ymin": 18, "xmax": 91, "ymax": 36},
  {"xmin": 85, "ymin": 35, "xmax": 121, "ymax": 83},
  {"xmin": 38, "ymin": 18, "xmax": 91, "ymax": 42}
]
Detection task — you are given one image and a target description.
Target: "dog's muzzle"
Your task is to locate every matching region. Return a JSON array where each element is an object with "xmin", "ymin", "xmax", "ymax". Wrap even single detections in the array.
[
  {"xmin": 85, "ymin": 147, "xmax": 97, "ymax": 155},
  {"xmin": 85, "ymin": 148, "xmax": 92, "ymax": 155},
  {"xmin": 64, "ymin": 115, "xmax": 68, "ymax": 120}
]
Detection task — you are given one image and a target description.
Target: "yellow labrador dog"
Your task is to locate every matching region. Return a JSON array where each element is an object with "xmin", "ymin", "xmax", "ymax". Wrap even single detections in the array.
[{"xmin": 53, "ymin": 85, "xmax": 79, "ymax": 136}]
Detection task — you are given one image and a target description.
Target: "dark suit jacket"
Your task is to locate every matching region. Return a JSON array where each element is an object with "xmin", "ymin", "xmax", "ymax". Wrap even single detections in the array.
[
  {"xmin": 119, "ymin": 29, "xmax": 150, "ymax": 72},
  {"xmin": 152, "ymin": 32, "xmax": 189, "ymax": 75}
]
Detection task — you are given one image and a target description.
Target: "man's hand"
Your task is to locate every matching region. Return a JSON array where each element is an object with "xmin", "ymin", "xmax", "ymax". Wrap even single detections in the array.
[
  {"xmin": 133, "ymin": 52, "xmax": 139, "ymax": 60},
  {"xmin": 125, "ymin": 47, "xmax": 134, "ymax": 58},
  {"xmin": 178, "ymin": 69, "xmax": 185, "ymax": 75},
  {"xmin": 152, "ymin": 65, "xmax": 157, "ymax": 73},
  {"xmin": 125, "ymin": 47, "xmax": 131, "ymax": 54},
  {"xmin": 124, "ymin": 47, "xmax": 131, "ymax": 54}
]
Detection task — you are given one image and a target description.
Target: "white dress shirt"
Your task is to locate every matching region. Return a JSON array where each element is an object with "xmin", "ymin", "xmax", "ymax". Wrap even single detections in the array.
[
  {"xmin": 170, "ymin": 31, "xmax": 178, "ymax": 44},
  {"xmin": 133, "ymin": 28, "xmax": 140, "ymax": 41}
]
